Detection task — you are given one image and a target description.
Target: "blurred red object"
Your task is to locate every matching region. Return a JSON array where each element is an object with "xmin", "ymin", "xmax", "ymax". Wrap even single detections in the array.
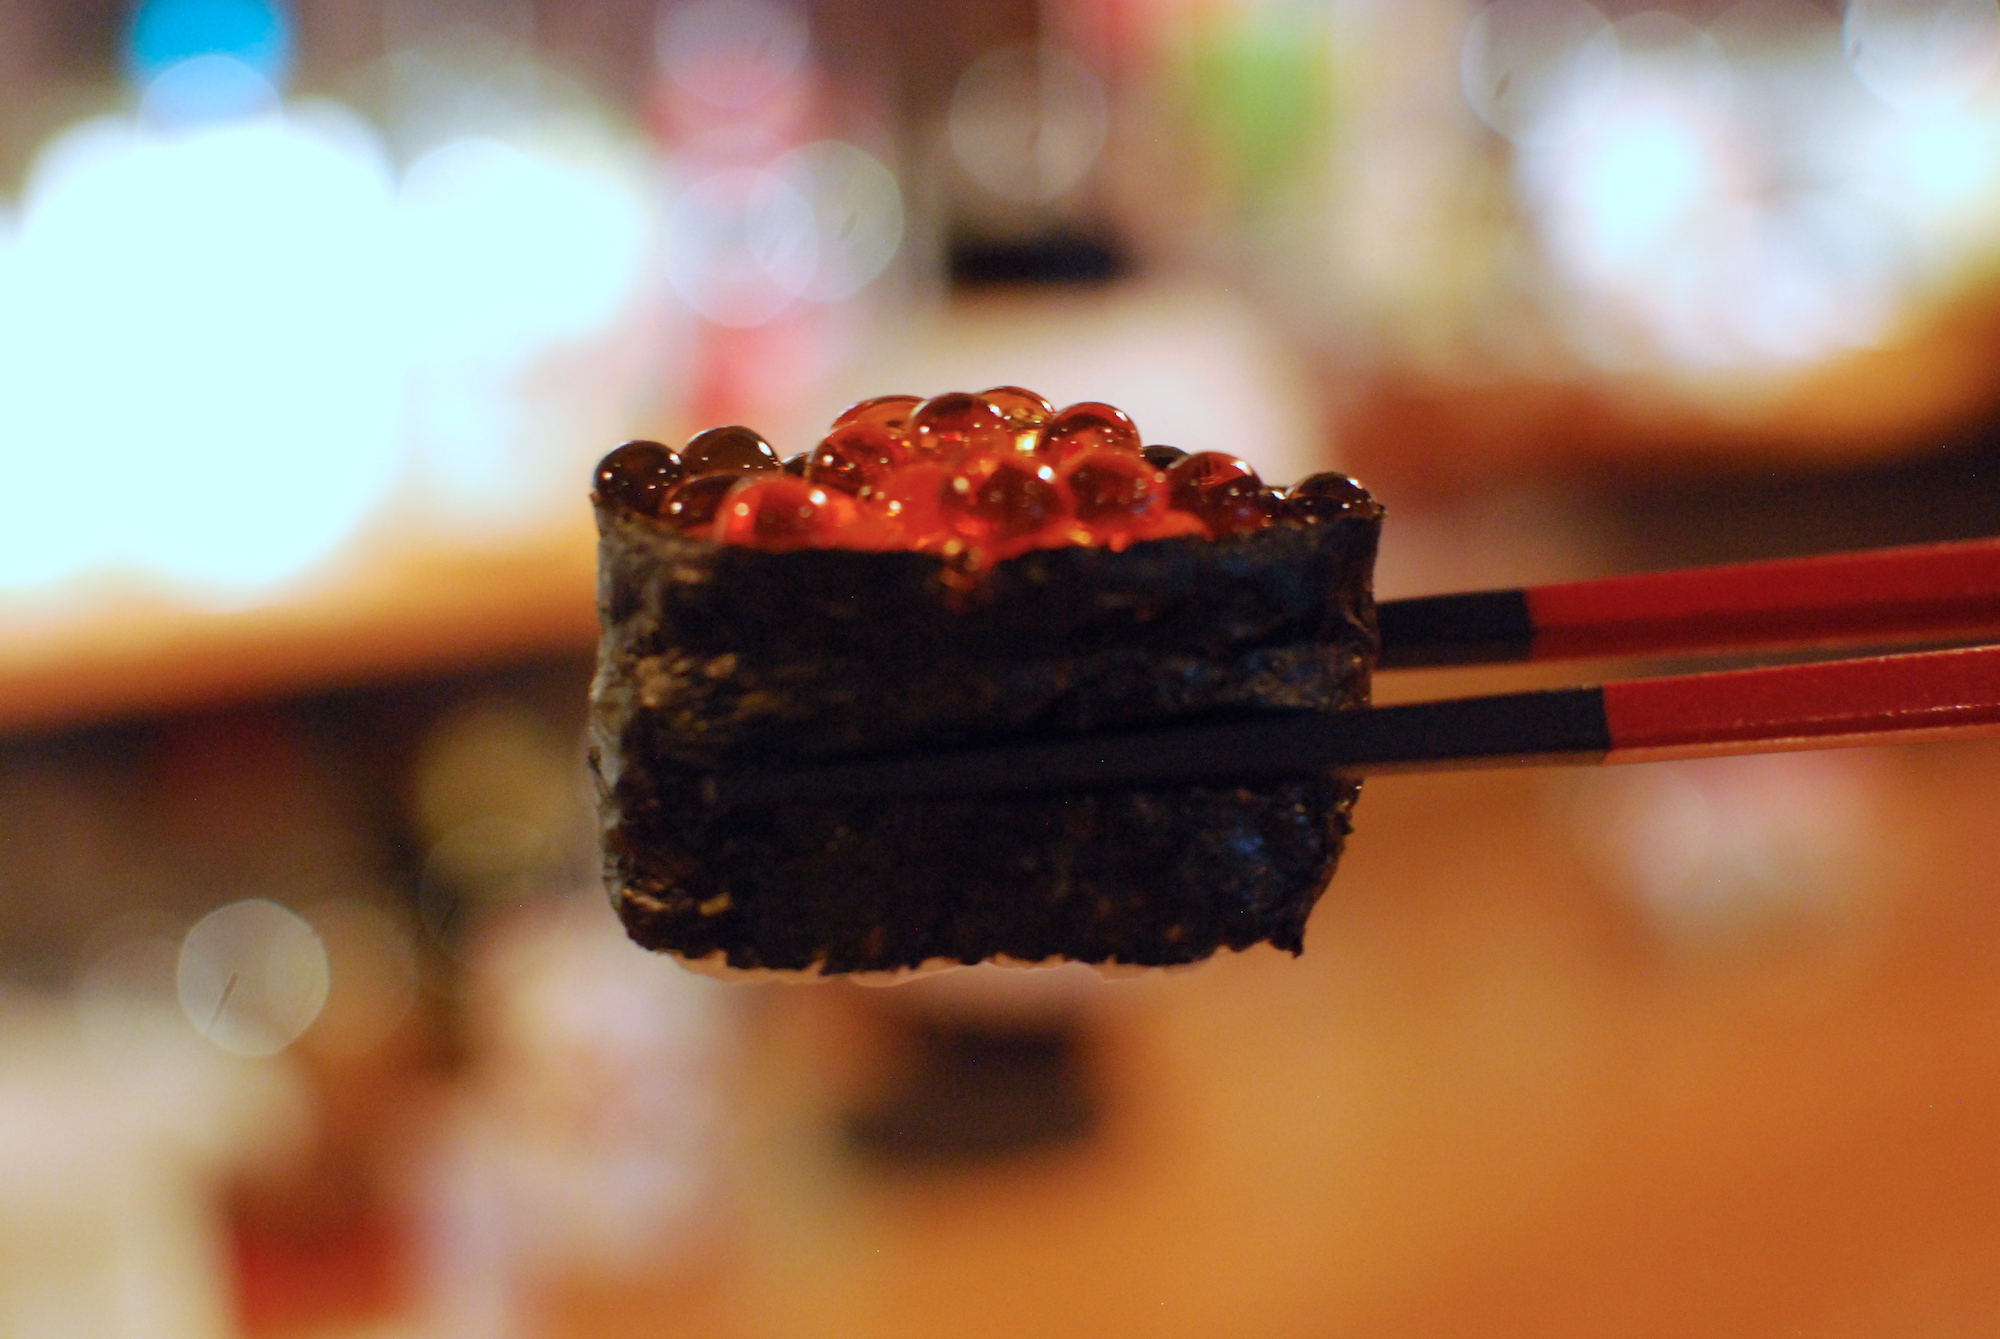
[{"xmin": 230, "ymin": 1201, "xmax": 412, "ymax": 1339}]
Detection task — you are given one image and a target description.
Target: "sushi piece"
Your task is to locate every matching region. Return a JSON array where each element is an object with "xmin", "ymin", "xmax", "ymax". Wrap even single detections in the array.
[{"xmin": 589, "ymin": 391, "xmax": 1383, "ymax": 977}]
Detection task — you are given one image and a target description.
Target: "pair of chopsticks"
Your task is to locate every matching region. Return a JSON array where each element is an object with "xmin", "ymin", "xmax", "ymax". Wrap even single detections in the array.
[{"xmin": 716, "ymin": 536, "xmax": 2000, "ymax": 805}]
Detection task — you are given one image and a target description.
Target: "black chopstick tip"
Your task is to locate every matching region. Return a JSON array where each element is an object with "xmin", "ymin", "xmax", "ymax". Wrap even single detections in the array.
[{"xmin": 1377, "ymin": 590, "xmax": 1537, "ymax": 669}]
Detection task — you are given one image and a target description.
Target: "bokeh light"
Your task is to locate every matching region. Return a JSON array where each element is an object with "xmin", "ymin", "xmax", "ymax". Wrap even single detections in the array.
[
  {"xmin": 663, "ymin": 164, "xmax": 818, "ymax": 326},
  {"xmin": 656, "ymin": 0, "xmax": 810, "ymax": 113},
  {"xmin": 140, "ymin": 54, "xmax": 282, "ymax": 125},
  {"xmin": 1888, "ymin": 111, "xmax": 2000, "ymax": 207},
  {"xmin": 949, "ymin": 44, "xmax": 1109, "ymax": 204},
  {"xmin": 769, "ymin": 141, "xmax": 904, "ymax": 302},
  {"xmin": 127, "ymin": 0, "xmax": 291, "ymax": 87},
  {"xmin": 0, "ymin": 108, "xmax": 404, "ymax": 597},
  {"xmin": 398, "ymin": 130, "xmax": 655, "ymax": 517},
  {"xmin": 653, "ymin": 1, "xmax": 901, "ymax": 336},
  {"xmin": 0, "ymin": 64, "xmax": 662, "ymax": 595},
  {"xmin": 1843, "ymin": 0, "xmax": 2000, "ymax": 114},
  {"xmin": 176, "ymin": 898, "xmax": 330, "ymax": 1057},
  {"xmin": 1572, "ymin": 752, "xmax": 1882, "ymax": 955},
  {"xmin": 402, "ymin": 137, "xmax": 647, "ymax": 359},
  {"xmin": 1459, "ymin": 0, "xmax": 1619, "ymax": 144},
  {"xmin": 129, "ymin": 0, "xmax": 291, "ymax": 126},
  {"xmin": 1505, "ymin": 5, "xmax": 1914, "ymax": 370},
  {"xmin": 73, "ymin": 933, "xmax": 192, "ymax": 1061}
]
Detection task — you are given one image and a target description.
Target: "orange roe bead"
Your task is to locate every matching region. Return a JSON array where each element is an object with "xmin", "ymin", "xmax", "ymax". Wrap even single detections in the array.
[
  {"xmin": 820, "ymin": 513, "xmax": 907, "ymax": 551},
  {"xmin": 1283, "ymin": 471, "xmax": 1379, "ymax": 524},
  {"xmin": 628, "ymin": 400, "xmax": 1293, "ymax": 557},
  {"xmin": 805, "ymin": 419, "xmax": 908, "ymax": 496},
  {"xmin": 1165, "ymin": 452, "xmax": 1276, "ymax": 538},
  {"xmin": 681, "ymin": 424, "xmax": 781, "ymax": 474},
  {"xmin": 1060, "ymin": 449, "xmax": 1164, "ymax": 534},
  {"xmin": 662, "ymin": 473, "xmax": 740, "ymax": 530},
  {"xmin": 979, "ymin": 385, "xmax": 1055, "ymax": 451},
  {"xmin": 1126, "ymin": 509, "xmax": 1211, "ymax": 543},
  {"xmin": 873, "ymin": 461, "xmax": 955, "ymax": 540},
  {"xmin": 1035, "ymin": 401, "xmax": 1141, "ymax": 465},
  {"xmin": 942, "ymin": 449, "xmax": 1065, "ymax": 542},
  {"xmin": 909, "ymin": 392, "xmax": 1015, "ymax": 460},
  {"xmin": 832, "ymin": 394, "xmax": 922, "ymax": 437},
  {"xmin": 713, "ymin": 476, "xmax": 854, "ymax": 550},
  {"xmin": 594, "ymin": 440, "xmax": 684, "ymax": 515}
]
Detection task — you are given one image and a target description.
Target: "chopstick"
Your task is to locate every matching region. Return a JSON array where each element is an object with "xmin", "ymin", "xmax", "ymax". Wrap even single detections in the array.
[
  {"xmin": 710, "ymin": 643, "xmax": 2000, "ymax": 805},
  {"xmin": 1378, "ymin": 535, "xmax": 2000, "ymax": 669}
]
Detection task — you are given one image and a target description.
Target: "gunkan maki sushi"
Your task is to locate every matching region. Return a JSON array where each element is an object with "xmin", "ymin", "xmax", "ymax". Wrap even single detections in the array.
[{"xmin": 589, "ymin": 388, "xmax": 1382, "ymax": 978}]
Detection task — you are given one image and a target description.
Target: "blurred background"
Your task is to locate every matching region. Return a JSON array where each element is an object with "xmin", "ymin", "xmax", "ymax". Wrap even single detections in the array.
[{"xmin": 7, "ymin": 0, "xmax": 2000, "ymax": 1335}]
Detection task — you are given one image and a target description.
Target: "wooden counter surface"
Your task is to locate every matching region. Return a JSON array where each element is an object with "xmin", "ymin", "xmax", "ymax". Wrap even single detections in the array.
[{"xmin": 0, "ymin": 525, "xmax": 598, "ymax": 734}]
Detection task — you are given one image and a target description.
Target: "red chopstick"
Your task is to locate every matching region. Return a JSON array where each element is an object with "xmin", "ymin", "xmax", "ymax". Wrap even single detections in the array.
[
  {"xmin": 710, "ymin": 644, "xmax": 2000, "ymax": 804},
  {"xmin": 1599, "ymin": 640, "xmax": 2000, "ymax": 762},
  {"xmin": 1378, "ymin": 535, "xmax": 2000, "ymax": 668}
]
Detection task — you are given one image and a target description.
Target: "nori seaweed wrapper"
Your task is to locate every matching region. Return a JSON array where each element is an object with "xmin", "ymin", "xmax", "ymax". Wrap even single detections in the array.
[{"xmin": 590, "ymin": 504, "xmax": 1380, "ymax": 974}]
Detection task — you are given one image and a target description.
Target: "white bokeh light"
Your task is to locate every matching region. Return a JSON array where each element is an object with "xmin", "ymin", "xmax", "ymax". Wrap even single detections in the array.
[
  {"xmin": 0, "ymin": 108, "xmax": 402, "ymax": 597},
  {"xmin": 1562, "ymin": 108, "xmax": 1714, "ymax": 269},
  {"xmin": 0, "ymin": 88, "xmax": 661, "ymax": 592},
  {"xmin": 1844, "ymin": 0, "xmax": 2000, "ymax": 114},
  {"xmin": 948, "ymin": 45, "xmax": 1108, "ymax": 203},
  {"xmin": 140, "ymin": 53, "xmax": 281, "ymax": 126},
  {"xmin": 1871, "ymin": 108, "xmax": 2000, "ymax": 219},
  {"xmin": 767, "ymin": 141, "xmax": 903, "ymax": 302},
  {"xmin": 662, "ymin": 165, "xmax": 817, "ymax": 325},
  {"xmin": 401, "ymin": 135, "xmax": 649, "ymax": 361},
  {"xmin": 1460, "ymin": 0, "xmax": 1620, "ymax": 143},
  {"xmin": 398, "ymin": 131, "xmax": 654, "ymax": 517},
  {"xmin": 656, "ymin": 0, "xmax": 810, "ymax": 111},
  {"xmin": 1573, "ymin": 752, "xmax": 1881, "ymax": 953},
  {"xmin": 177, "ymin": 899, "xmax": 330, "ymax": 1057},
  {"xmin": 1517, "ymin": 11, "xmax": 1903, "ymax": 369}
]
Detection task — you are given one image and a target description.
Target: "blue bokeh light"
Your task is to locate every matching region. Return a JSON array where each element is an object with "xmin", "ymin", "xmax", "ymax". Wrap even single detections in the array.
[{"xmin": 126, "ymin": 0, "xmax": 292, "ymax": 89}]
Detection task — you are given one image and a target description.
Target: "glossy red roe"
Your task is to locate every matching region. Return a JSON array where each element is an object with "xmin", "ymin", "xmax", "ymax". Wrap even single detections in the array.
[
  {"xmin": 1166, "ymin": 451, "xmax": 1277, "ymax": 537},
  {"xmin": 680, "ymin": 424, "xmax": 781, "ymax": 474},
  {"xmin": 1126, "ymin": 508, "xmax": 1211, "ymax": 543},
  {"xmin": 1284, "ymin": 471, "xmax": 1379, "ymax": 525},
  {"xmin": 804, "ymin": 420, "xmax": 908, "ymax": 496},
  {"xmin": 979, "ymin": 385, "xmax": 1055, "ymax": 449},
  {"xmin": 617, "ymin": 397, "xmax": 1314, "ymax": 557},
  {"xmin": 872, "ymin": 461, "xmax": 954, "ymax": 541},
  {"xmin": 833, "ymin": 394, "xmax": 923, "ymax": 438},
  {"xmin": 909, "ymin": 392, "xmax": 1015, "ymax": 459},
  {"xmin": 942, "ymin": 450, "xmax": 1065, "ymax": 542},
  {"xmin": 1035, "ymin": 402, "xmax": 1141, "ymax": 465},
  {"xmin": 819, "ymin": 512, "xmax": 906, "ymax": 551},
  {"xmin": 714, "ymin": 476, "xmax": 855, "ymax": 550},
  {"xmin": 1060, "ymin": 449, "xmax": 1165, "ymax": 531},
  {"xmin": 593, "ymin": 440, "xmax": 684, "ymax": 515},
  {"xmin": 662, "ymin": 473, "xmax": 741, "ymax": 530}
]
